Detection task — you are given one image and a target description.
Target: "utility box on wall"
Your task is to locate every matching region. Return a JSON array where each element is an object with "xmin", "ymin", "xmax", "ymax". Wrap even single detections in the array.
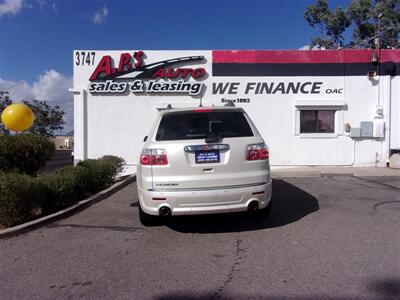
[
  {"xmin": 360, "ymin": 121, "xmax": 373, "ymax": 137},
  {"xmin": 350, "ymin": 121, "xmax": 385, "ymax": 139},
  {"xmin": 373, "ymin": 119, "xmax": 385, "ymax": 138},
  {"xmin": 350, "ymin": 128, "xmax": 361, "ymax": 138}
]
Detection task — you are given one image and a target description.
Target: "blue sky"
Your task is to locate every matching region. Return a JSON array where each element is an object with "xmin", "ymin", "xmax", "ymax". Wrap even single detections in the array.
[{"xmin": 0, "ymin": 0, "xmax": 351, "ymax": 132}]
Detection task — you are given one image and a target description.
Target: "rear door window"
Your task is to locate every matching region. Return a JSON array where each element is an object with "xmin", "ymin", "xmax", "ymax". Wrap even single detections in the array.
[{"xmin": 156, "ymin": 111, "xmax": 254, "ymax": 141}]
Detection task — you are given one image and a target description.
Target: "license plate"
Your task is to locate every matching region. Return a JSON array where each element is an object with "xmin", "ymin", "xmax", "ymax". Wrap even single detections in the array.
[{"xmin": 195, "ymin": 150, "xmax": 220, "ymax": 164}]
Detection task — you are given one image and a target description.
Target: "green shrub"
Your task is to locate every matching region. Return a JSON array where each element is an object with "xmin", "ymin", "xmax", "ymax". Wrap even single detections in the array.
[
  {"xmin": 0, "ymin": 156, "xmax": 124, "ymax": 227},
  {"xmin": 0, "ymin": 134, "xmax": 55, "ymax": 175},
  {"xmin": 101, "ymin": 155, "xmax": 126, "ymax": 174},
  {"xmin": 0, "ymin": 173, "xmax": 45, "ymax": 227},
  {"xmin": 77, "ymin": 159, "xmax": 118, "ymax": 193},
  {"xmin": 39, "ymin": 166, "xmax": 90, "ymax": 213}
]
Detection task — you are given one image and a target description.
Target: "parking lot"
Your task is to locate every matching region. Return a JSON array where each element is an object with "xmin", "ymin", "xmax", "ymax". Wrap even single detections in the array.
[
  {"xmin": 1, "ymin": 174, "xmax": 400, "ymax": 299},
  {"xmin": 40, "ymin": 150, "xmax": 73, "ymax": 174}
]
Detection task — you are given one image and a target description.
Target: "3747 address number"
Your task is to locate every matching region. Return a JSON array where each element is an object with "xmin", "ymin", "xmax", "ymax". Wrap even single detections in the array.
[{"xmin": 75, "ymin": 51, "xmax": 96, "ymax": 66}]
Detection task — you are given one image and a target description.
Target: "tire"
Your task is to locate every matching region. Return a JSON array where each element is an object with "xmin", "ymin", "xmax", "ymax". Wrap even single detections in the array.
[{"xmin": 138, "ymin": 202, "xmax": 159, "ymax": 226}]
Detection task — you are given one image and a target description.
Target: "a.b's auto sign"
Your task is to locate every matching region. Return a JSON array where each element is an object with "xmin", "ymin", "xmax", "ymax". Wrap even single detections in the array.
[{"xmin": 87, "ymin": 51, "xmax": 206, "ymax": 95}]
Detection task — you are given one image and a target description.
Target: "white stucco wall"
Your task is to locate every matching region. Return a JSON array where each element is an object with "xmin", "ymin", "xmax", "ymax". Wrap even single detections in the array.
[{"xmin": 73, "ymin": 50, "xmax": 397, "ymax": 172}]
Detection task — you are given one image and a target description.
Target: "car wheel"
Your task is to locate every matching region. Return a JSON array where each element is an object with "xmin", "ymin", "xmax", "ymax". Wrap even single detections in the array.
[{"xmin": 138, "ymin": 202, "xmax": 159, "ymax": 226}]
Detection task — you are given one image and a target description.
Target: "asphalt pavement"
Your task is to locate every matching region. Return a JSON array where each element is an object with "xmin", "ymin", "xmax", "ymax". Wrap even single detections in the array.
[{"xmin": 1, "ymin": 174, "xmax": 400, "ymax": 299}]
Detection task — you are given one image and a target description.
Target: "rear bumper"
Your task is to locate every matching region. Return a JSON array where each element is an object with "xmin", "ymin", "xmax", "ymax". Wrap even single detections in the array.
[{"xmin": 137, "ymin": 182, "xmax": 272, "ymax": 216}]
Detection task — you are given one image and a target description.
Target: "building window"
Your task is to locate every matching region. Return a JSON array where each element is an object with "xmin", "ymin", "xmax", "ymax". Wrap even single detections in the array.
[{"xmin": 300, "ymin": 110, "xmax": 335, "ymax": 133}]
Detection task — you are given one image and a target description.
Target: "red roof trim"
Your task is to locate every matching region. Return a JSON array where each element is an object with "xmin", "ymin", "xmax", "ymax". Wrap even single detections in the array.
[{"xmin": 212, "ymin": 50, "xmax": 400, "ymax": 64}]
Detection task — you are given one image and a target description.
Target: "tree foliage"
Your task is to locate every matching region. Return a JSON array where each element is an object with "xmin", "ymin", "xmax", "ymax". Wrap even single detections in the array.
[
  {"xmin": 0, "ymin": 92, "xmax": 12, "ymax": 135},
  {"xmin": 305, "ymin": 0, "xmax": 400, "ymax": 49},
  {"xmin": 305, "ymin": 0, "xmax": 351, "ymax": 48},
  {"xmin": 23, "ymin": 99, "xmax": 65, "ymax": 137},
  {"xmin": 1, "ymin": 95, "xmax": 65, "ymax": 137}
]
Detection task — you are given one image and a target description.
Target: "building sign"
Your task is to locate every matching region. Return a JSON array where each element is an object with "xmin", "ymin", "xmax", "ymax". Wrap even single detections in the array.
[{"xmin": 88, "ymin": 52, "xmax": 206, "ymax": 95}]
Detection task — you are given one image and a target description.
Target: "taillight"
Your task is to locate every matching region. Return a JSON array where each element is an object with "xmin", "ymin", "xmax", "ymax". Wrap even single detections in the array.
[
  {"xmin": 246, "ymin": 143, "xmax": 269, "ymax": 160},
  {"xmin": 140, "ymin": 149, "xmax": 168, "ymax": 165}
]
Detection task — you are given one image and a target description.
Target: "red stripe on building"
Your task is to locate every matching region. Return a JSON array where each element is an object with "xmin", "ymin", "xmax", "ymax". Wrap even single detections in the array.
[{"xmin": 212, "ymin": 50, "xmax": 400, "ymax": 64}]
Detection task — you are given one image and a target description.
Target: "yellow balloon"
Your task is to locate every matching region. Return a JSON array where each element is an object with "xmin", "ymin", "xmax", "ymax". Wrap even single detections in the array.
[{"xmin": 1, "ymin": 103, "xmax": 34, "ymax": 131}]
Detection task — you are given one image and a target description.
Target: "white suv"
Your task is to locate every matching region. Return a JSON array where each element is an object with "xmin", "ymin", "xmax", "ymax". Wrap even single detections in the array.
[{"xmin": 137, "ymin": 105, "xmax": 272, "ymax": 226}]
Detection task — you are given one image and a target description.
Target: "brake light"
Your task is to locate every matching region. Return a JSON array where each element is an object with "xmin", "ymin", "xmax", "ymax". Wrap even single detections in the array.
[
  {"xmin": 140, "ymin": 149, "xmax": 168, "ymax": 165},
  {"xmin": 246, "ymin": 143, "xmax": 269, "ymax": 160},
  {"xmin": 193, "ymin": 108, "xmax": 213, "ymax": 113},
  {"xmin": 140, "ymin": 154, "xmax": 151, "ymax": 165}
]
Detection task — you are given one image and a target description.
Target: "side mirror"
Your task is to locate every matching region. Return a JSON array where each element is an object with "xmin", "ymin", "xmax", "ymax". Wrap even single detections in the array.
[{"xmin": 143, "ymin": 136, "xmax": 148, "ymax": 142}]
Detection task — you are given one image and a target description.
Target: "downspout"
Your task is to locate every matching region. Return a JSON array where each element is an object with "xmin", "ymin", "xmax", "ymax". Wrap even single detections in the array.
[{"xmin": 383, "ymin": 70, "xmax": 392, "ymax": 165}]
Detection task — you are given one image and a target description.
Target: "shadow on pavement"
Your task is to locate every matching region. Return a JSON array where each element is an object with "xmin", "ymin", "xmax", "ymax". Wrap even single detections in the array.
[
  {"xmin": 165, "ymin": 179, "xmax": 319, "ymax": 233},
  {"xmin": 153, "ymin": 291, "xmax": 358, "ymax": 300},
  {"xmin": 154, "ymin": 278, "xmax": 400, "ymax": 299},
  {"xmin": 368, "ymin": 278, "xmax": 400, "ymax": 299}
]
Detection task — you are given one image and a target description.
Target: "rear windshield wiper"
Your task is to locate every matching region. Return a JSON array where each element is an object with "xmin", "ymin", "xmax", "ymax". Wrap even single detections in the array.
[{"xmin": 205, "ymin": 133, "xmax": 222, "ymax": 143}]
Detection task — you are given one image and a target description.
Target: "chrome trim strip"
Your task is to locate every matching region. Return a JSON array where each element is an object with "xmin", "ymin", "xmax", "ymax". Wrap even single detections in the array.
[
  {"xmin": 184, "ymin": 144, "xmax": 230, "ymax": 152},
  {"xmin": 148, "ymin": 181, "xmax": 268, "ymax": 192}
]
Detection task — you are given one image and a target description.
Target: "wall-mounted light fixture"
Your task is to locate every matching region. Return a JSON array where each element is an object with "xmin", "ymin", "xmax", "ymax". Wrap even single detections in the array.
[{"xmin": 367, "ymin": 70, "xmax": 377, "ymax": 78}]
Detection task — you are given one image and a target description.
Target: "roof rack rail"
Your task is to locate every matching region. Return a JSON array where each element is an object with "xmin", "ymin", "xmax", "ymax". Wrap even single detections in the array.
[{"xmin": 224, "ymin": 101, "xmax": 235, "ymax": 107}]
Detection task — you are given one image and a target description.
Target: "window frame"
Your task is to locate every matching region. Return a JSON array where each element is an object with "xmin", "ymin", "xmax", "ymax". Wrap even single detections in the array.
[
  {"xmin": 294, "ymin": 100, "xmax": 345, "ymax": 138},
  {"xmin": 300, "ymin": 110, "xmax": 335, "ymax": 134}
]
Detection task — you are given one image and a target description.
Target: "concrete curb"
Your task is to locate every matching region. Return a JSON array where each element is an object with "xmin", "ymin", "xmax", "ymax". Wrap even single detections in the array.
[{"xmin": 0, "ymin": 174, "xmax": 136, "ymax": 239}]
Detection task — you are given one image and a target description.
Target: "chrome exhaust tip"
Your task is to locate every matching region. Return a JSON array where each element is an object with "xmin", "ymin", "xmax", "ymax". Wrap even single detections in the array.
[
  {"xmin": 159, "ymin": 206, "xmax": 172, "ymax": 217},
  {"xmin": 248, "ymin": 200, "xmax": 259, "ymax": 211}
]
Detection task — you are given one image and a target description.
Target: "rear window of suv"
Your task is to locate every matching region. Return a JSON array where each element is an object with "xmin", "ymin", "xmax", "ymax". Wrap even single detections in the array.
[{"xmin": 155, "ymin": 111, "xmax": 254, "ymax": 141}]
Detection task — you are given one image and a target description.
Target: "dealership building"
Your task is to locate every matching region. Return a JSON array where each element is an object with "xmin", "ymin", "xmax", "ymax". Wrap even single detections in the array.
[{"xmin": 71, "ymin": 49, "xmax": 400, "ymax": 173}]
